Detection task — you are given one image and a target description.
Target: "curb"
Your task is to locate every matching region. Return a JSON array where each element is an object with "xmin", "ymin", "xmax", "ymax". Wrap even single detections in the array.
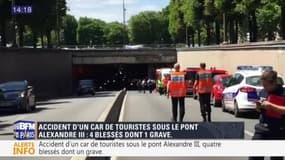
[{"xmin": 70, "ymin": 90, "xmax": 127, "ymax": 160}]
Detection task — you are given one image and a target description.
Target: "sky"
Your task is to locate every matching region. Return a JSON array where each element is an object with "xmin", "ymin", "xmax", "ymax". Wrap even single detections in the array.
[{"xmin": 67, "ymin": 0, "xmax": 170, "ymax": 23}]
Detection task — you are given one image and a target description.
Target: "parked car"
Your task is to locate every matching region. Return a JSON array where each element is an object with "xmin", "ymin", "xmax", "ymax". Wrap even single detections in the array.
[
  {"xmin": 0, "ymin": 81, "xmax": 36, "ymax": 112},
  {"xmin": 210, "ymin": 67, "xmax": 228, "ymax": 77},
  {"xmin": 212, "ymin": 74, "xmax": 232, "ymax": 107},
  {"xmin": 222, "ymin": 69, "xmax": 284, "ymax": 117},
  {"xmin": 77, "ymin": 79, "xmax": 95, "ymax": 96}
]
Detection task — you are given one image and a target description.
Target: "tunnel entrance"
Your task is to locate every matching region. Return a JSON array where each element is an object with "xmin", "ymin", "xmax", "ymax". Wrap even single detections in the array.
[{"xmin": 72, "ymin": 63, "xmax": 172, "ymax": 91}]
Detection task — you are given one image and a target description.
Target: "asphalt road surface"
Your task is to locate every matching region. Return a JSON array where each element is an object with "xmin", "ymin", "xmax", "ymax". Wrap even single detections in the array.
[
  {"xmin": 0, "ymin": 91, "xmax": 118, "ymax": 160},
  {"xmin": 0, "ymin": 91, "xmax": 277, "ymax": 160},
  {"xmin": 117, "ymin": 91, "xmax": 269, "ymax": 160}
]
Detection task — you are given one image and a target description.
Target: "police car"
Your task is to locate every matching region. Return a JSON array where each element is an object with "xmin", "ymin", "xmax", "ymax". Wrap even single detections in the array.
[{"xmin": 221, "ymin": 66, "xmax": 284, "ymax": 117}]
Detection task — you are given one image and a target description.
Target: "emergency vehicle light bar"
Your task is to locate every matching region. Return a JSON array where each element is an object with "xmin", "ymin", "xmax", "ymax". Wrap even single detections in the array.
[{"xmin": 237, "ymin": 65, "xmax": 273, "ymax": 71}]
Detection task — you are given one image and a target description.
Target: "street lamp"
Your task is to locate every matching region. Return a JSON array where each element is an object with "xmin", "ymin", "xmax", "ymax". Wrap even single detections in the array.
[{"xmin": 122, "ymin": 0, "xmax": 126, "ymax": 47}]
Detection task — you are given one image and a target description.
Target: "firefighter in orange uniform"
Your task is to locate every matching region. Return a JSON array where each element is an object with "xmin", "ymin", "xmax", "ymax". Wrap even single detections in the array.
[
  {"xmin": 249, "ymin": 70, "xmax": 285, "ymax": 160},
  {"xmin": 194, "ymin": 63, "xmax": 214, "ymax": 122},
  {"xmin": 167, "ymin": 63, "xmax": 187, "ymax": 122}
]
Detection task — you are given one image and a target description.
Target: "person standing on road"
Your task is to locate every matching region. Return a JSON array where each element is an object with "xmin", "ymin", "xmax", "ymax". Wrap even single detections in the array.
[
  {"xmin": 163, "ymin": 75, "xmax": 170, "ymax": 95},
  {"xmin": 249, "ymin": 70, "xmax": 285, "ymax": 160},
  {"xmin": 194, "ymin": 63, "xmax": 214, "ymax": 122},
  {"xmin": 137, "ymin": 79, "xmax": 142, "ymax": 93},
  {"xmin": 147, "ymin": 78, "xmax": 154, "ymax": 93},
  {"xmin": 167, "ymin": 63, "xmax": 187, "ymax": 122},
  {"xmin": 141, "ymin": 78, "xmax": 147, "ymax": 94},
  {"xmin": 157, "ymin": 78, "xmax": 163, "ymax": 95}
]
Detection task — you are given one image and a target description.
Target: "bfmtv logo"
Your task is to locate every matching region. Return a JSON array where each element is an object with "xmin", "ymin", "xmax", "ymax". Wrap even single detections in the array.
[{"xmin": 14, "ymin": 120, "xmax": 36, "ymax": 140}]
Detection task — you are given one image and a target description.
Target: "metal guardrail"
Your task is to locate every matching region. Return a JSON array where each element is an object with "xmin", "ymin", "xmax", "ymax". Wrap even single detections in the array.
[
  {"xmin": 177, "ymin": 40, "xmax": 285, "ymax": 51},
  {"xmin": 2, "ymin": 40, "xmax": 285, "ymax": 51}
]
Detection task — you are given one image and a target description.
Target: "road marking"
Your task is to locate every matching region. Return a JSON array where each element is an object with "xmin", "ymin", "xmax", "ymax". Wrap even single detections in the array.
[
  {"xmin": 70, "ymin": 91, "xmax": 122, "ymax": 160},
  {"xmin": 244, "ymin": 130, "xmax": 254, "ymax": 137},
  {"xmin": 97, "ymin": 91, "xmax": 121, "ymax": 122},
  {"xmin": 112, "ymin": 92, "xmax": 128, "ymax": 160}
]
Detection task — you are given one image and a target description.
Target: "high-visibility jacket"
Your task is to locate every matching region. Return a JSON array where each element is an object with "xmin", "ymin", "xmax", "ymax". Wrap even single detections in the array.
[
  {"xmin": 266, "ymin": 93, "xmax": 285, "ymax": 119},
  {"xmin": 196, "ymin": 70, "xmax": 213, "ymax": 94},
  {"xmin": 157, "ymin": 79, "xmax": 163, "ymax": 88},
  {"xmin": 168, "ymin": 71, "xmax": 186, "ymax": 97}
]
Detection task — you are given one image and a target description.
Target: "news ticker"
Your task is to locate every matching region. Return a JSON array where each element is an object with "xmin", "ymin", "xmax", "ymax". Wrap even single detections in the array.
[
  {"xmin": 14, "ymin": 121, "xmax": 244, "ymax": 140},
  {"xmin": 2, "ymin": 140, "xmax": 285, "ymax": 157}
]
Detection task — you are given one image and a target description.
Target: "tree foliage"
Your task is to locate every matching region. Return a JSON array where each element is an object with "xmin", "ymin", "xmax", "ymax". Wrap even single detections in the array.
[
  {"xmin": 63, "ymin": 15, "xmax": 78, "ymax": 45},
  {"xmin": 104, "ymin": 22, "xmax": 128, "ymax": 45},
  {"xmin": 77, "ymin": 17, "xmax": 105, "ymax": 45},
  {"xmin": 1, "ymin": 0, "xmax": 285, "ymax": 47},
  {"xmin": 129, "ymin": 11, "xmax": 172, "ymax": 44}
]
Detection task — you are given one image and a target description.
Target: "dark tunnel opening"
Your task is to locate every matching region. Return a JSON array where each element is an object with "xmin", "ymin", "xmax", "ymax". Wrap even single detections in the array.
[{"xmin": 72, "ymin": 64, "xmax": 172, "ymax": 92}]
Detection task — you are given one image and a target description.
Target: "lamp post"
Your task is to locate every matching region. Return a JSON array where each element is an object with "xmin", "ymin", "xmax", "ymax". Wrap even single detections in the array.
[
  {"xmin": 122, "ymin": 0, "xmax": 126, "ymax": 47},
  {"xmin": 56, "ymin": 0, "xmax": 60, "ymax": 48}
]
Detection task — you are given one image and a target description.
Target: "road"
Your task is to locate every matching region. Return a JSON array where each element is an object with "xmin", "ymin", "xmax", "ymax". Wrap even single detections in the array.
[
  {"xmin": 118, "ymin": 91, "xmax": 262, "ymax": 160},
  {"xmin": 0, "ymin": 90, "xmax": 274, "ymax": 160},
  {"xmin": 0, "ymin": 91, "xmax": 118, "ymax": 160}
]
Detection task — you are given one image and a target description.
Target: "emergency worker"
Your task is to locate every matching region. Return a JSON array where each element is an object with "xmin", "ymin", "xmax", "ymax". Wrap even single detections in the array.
[
  {"xmin": 194, "ymin": 63, "xmax": 214, "ymax": 122},
  {"xmin": 167, "ymin": 63, "xmax": 187, "ymax": 122}
]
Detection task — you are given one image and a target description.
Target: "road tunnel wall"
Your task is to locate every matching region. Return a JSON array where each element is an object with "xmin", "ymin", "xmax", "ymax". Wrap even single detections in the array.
[
  {"xmin": 177, "ymin": 47, "xmax": 285, "ymax": 77},
  {"xmin": 0, "ymin": 48, "xmax": 73, "ymax": 100}
]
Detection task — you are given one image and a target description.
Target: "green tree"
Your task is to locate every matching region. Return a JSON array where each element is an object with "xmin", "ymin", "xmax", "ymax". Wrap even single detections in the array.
[
  {"xmin": 236, "ymin": 0, "xmax": 261, "ymax": 42},
  {"xmin": 63, "ymin": 15, "xmax": 78, "ymax": 45},
  {"xmin": 129, "ymin": 11, "xmax": 171, "ymax": 44},
  {"xmin": 104, "ymin": 22, "xmax": 128, "ymax": 45},
  {"xmin": 0, "ymin": 0, "xmax": 11, "ymax": 47},
  {"xmin": 215, "ymin": 0, "xmax": 238, "ymax": 43},
  {"xmin": 160, "ymin": 6, "xmax": 173, "ymax": 44},
  {"xmin": 257, "ymin": 0, "xmax": 280, "ymax": 40},
  {"xmin": 23, "ymin": 26, "xmax": 34, "ymax": 46},
  {"xmin": 191, "ymin": 0, "xmax": 204, "ymax": 46},
  {"xmin": 24, "ymin": 0, "xmax": 66, "ymax": 48},
  {"xmin": 204, "ymin": 0, "xmax": 218, "ymax": 45},
  {"xmin": 168, "ymin": 0, "xmax": 185, "ymax": 43},
  {"xmin": 181, "ymin": 0, "xmax": 196, "ymax": 47},
  {"xmin": 278, "ymin": 0, "xmax": 285, "ymax": 39},
  {"xmin": 77, "ymin": 17, "xmax": 105, "ymax": 45}
]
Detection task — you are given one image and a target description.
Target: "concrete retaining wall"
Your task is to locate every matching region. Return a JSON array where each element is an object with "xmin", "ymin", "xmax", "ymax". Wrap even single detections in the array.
[
  {"xmin": 177, "ymin": 48, "xmax": 285, "ymax": 77},
  {"xmin": 0, "ymin": 48, "xmax": 73, "ymax": 99}
]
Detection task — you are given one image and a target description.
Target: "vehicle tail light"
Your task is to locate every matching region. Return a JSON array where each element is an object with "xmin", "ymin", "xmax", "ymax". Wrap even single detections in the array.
[{"xmin": 240, "ymin": 87, "xmax": 256, "ymax": 93}]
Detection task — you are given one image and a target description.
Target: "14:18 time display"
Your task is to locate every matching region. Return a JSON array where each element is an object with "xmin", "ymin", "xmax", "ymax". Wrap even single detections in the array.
[{"xmin": 12, "ymin": 6, "xmax": 32, "ymax": 14}]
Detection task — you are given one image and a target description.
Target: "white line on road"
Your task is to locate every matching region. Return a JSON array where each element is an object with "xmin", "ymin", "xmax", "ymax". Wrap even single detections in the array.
[
  {"xmin": 70, "ymin": 91, "xmax": 121, "ymax": 160},
  {"xmin": 112, "ymin": 92, "xmax": 128, "ymax": 160}
]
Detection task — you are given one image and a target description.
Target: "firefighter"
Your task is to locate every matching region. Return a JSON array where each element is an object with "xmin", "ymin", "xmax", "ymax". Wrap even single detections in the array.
[
  {"xmin": 167, "ymin": 63, "xmax": 187, "ymax": 122},
  {"xmin": 194, "ymin": 63, "xmax": 214, "ymax": 122},
  {"xmin": 249, "ymin": 70, "xmax": 285, "ymax": 160}
]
